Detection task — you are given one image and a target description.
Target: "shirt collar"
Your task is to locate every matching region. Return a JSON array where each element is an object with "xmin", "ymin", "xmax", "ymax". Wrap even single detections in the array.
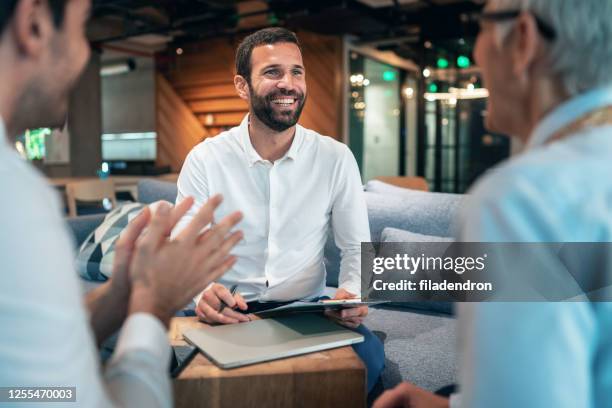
[
  {"xmin": 238, "ymin": 114, "xmax": 263, "ymax": 166},
  {"xmin": 527, "ymin": 84, "xmax": 612, "ymax": 150},
  {"xmin": 238, "ymin": 113, "xmax": 303, "ymax": 166},
  {"xmin": 285, "ymin": 126, "xmax": 303, "ymax": 161}
]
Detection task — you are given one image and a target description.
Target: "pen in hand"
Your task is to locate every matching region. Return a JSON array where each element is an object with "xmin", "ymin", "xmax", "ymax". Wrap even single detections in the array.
[{"xmin": 218, "ymin": 284, "xmax": 239, "ymax": 313}]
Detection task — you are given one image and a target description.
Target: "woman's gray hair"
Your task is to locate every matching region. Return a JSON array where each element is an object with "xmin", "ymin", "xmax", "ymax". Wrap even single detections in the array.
[{"xmin": 491, "ymin": 0, "xmax": 612, "ymax": 95}]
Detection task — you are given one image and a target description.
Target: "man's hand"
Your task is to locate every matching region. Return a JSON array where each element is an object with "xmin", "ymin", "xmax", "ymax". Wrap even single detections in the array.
[
  {"xmin": 107, "ymin": 200, "xmax": 194, "ymax": 306},
  {"xmin": 324, "ymin": 288, "xmax": 368, "ymax": 329},
  {"xmin": 108, "ymin": 205, "xmax": 156, "ymax": 300},
  {"xmin": 373, "ymin": 382, "xmax": 449, "ymax": 408},
  {"xmin": 195, "ymin": 283, "xmax": 250, "ymax": 324},
  {"xmin": 85, "ymin": 207, "xmax": 154, "ymax": 346},
  {"xmin": 128, "ymin": 195, "xmax": 243, "ymax": 327}
]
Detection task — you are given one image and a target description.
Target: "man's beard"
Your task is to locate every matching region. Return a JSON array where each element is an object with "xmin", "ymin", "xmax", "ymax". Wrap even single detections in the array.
[{"xmin": 249, "ymin": 86, "xmax": 306, "ymax": 132}]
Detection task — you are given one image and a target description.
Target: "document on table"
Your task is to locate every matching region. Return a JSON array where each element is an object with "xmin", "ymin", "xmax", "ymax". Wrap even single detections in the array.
[{"xmin": 254, "ymin": 299, "xmax": 388, "ymax": 318}]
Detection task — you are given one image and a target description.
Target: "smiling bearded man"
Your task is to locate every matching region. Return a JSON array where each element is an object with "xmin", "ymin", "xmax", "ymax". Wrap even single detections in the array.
[
  {"xmin": 173, "ymin": 27, "xmax": 385, "ymax": 396},
  {"xmin": 248, "ymin": 66, "xmax": 306, "ymax": 132}
]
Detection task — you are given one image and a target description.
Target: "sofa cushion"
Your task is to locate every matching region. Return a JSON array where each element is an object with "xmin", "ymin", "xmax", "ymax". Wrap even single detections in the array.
[
  {"xmin": 75, "ymin": 202, "xmax": 147, "ymax": 281},
  {"xmin": 381, "ymin": 227, "xmax": 455, "ymax": 243},
  {"xmin": 365, "ymin": 306, "xmax": 457, "ymax": 392},
  {"xmin": 324, "ymin": 188, "xmax": 462, "ymax": 288},
  {"xmin": 138, "ymin": 179, "xmax": 177, "ymax": 204},
  {"xmin": 364, "ymin": 181, "xmax": 463, "ymax": 240},
  {"xmin": 66, "ymin": 213, "xmax": 106, "ymax": 249},
  {"xmin": 368, "ymin": 227, "xmax": 455, "ymax": 315}
]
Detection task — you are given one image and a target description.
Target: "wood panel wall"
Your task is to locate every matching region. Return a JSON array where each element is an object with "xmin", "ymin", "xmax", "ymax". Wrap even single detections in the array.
[
  {"xmin": 298, "ymin": 31, "xmax": 344, "ymax": 139},
  {"xmin": 156, "ymin": 73, "xmax": 210, "ymax": 171},
  {"xmin": 157, "ymin": 31, "xmax": 344, "ymax": 165}
]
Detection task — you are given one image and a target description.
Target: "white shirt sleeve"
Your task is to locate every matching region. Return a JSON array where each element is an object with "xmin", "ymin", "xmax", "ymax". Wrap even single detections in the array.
[
  {"xmin": 105, "ymin": 314, "xmax": 172, "ymax": 408},
  {"xmin": 173, "ymin": 148, "xmax": 211, "ymax": 305},
  {"xmin": 0, "ymin": 160, "xmax": 172, "ymax": 408},
  {"xmin": 330, "ymin": 146, "xmax": 371, "ymax": 296},
  {"xmin": 174, "ymin": 148, "xmax": 210, "ymax": 237}
]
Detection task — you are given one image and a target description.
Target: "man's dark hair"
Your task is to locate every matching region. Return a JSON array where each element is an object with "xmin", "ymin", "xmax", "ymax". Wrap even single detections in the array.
[
  {"xmin": 235, "ymin": 27, "xmax": 302, "ymax": 84},
  {"xmin": 1, "ymin": 0, "xmax": 68, "ymax": 35}
]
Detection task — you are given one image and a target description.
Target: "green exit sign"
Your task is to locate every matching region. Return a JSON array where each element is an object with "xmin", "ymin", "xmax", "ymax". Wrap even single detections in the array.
[
  {"xmin": 382, "ymin": 71, "xmax": 396, "ymax": 81},
  {"xmin": 457, "ymin": 55, "xmax": 471, "ymax": 69},
  {"xmin": 436, "ymin": 58, "xmax": 449, "ymax": 69}
]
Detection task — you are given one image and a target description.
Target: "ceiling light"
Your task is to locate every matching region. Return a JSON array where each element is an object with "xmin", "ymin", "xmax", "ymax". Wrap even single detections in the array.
[
  {"xmin": 403, "ymin": 87, "xmax": 414, "ymax": 98},
  {"xmin": 101, "ymin": 59, "xmax": 136, "ymax": 77}
]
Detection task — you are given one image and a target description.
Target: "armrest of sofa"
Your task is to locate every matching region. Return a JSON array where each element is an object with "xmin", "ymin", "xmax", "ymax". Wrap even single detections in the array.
[{"xmin": 65, "ymin": 214, "xmax": 105, "ymax": 248}]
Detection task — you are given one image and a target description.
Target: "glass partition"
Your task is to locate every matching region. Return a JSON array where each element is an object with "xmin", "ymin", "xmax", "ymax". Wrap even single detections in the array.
[{"xmin": 348, "ymin": 53, "xmax": 402, "ymax": 182}]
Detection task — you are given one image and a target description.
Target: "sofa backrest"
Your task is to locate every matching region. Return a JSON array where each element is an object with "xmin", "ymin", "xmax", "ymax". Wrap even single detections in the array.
[
  {"xmin": 324, "ymin": 187, "xmax": 463, "ymax": 287},
  {"xmin": 364, "ymin": 181, "xmax": 463, "ymax": 241},
  {"xmin": 132, "ymin": 179, "xmax": 463, "ymax": 289},
  {"xmin": 138, "ymin": 179, "xmax": 178, "ymax": 204}
]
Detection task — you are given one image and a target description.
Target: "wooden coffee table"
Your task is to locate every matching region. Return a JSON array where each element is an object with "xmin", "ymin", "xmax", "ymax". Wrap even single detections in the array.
[{"xmin": 169, "ymin": 317, "xmax": 366, "ymax": 408}]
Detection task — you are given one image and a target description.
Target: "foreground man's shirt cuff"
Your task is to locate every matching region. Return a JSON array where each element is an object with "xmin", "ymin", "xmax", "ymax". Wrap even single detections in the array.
[
  {"xmin": 450, "ymin": 392, "xmax": 461, "ymax": 408},
  {"xmin": 111, "ymin": 312, "xmax": 171, "ymax": 365}
]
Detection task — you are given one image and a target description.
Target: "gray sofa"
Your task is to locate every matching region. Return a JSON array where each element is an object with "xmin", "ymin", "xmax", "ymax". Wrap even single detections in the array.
[{"xmin": 66, "ymin": 179, "xmax": 461, "ymax": 393}]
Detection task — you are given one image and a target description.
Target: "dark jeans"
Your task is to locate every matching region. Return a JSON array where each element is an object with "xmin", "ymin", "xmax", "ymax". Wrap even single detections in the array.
[{"xmin": 351, "ymin": 322, "xmax": 386, "ymax": 393}]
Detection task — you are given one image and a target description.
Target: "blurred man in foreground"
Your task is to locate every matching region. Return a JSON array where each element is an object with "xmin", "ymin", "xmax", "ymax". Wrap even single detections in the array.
[
  {"xmin": 375, "ymin": 0, "xmax": 612, "ymax": 407},
  {"xmin": 0, "ymin": 1, "xmax": 242, "ymax": 406}
]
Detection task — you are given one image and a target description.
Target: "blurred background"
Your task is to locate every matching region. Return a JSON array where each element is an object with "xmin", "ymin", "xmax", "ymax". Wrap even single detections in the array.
[{"xmin": 21, "ymin": 0, "xmax": 512, "ymax": 195}]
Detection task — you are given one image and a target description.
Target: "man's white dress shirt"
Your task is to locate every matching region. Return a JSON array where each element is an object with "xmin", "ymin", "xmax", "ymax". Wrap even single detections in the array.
[
  {"xmin": 453, "ymin": 85, "xmax": 612, "ymax": 407},
  {"xmin": 0, "ymin": 119, "xmax": 172, "ymax": 407},
  {"xmin": 175, "ymin": 114, "xmax": 370, "ymax": 302}
]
